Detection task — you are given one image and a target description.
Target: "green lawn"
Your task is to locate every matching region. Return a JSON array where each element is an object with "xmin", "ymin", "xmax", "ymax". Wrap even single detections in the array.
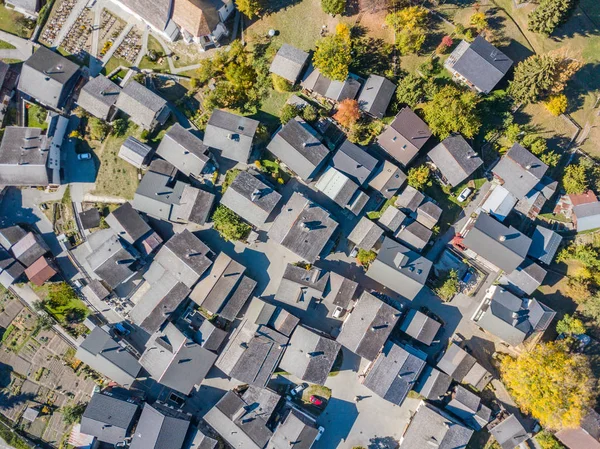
[
  {"xmin": 31, "ymin": 282, "xmax": 89, "ymax": 326},
  {"xmin": 26, "ymin": 103, "xmax": 48, "ymax": 130},
  {"xmin": 103, "ymin": 56, "xmax": 131, "ymax": 77},
  {"xmin": 251, "ymin": 88, "xmax": 291, "ymax": 132},
  {"xmin": 0, "ymin": 5, "xmax": 34, "ymax": 38},
  {"xmin": 0, "ymin": 40, "xmax": 15, "ymax": 50},
  {"xmin": 139, "ymin": 35, "xmax": 170, "ymax": 72}
]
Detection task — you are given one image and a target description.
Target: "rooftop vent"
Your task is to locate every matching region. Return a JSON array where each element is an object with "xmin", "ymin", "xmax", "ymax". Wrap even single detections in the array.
[
  {"xmin": 251, "ymin": 188, "xmax": 260, "ymax": 202},
  {"xmin": 526, "ymin": 164, "xmax": 532, "ymax": 170},
  {"xmin": 499, "ymin": 235, "xmax": 507, "ymax": 242}
]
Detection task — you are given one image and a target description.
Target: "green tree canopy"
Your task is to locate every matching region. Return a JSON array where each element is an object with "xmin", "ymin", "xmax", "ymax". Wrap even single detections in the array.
[
  {"xmin": 235, "ymin": 0, "xmax": 262, "ymax": 18},
  {"xmin": 212, "ymin": 205, "xmax": 251, "ymax": 241},
  {"xmin": 562, "ymin": 162, "xmax": 589, "ymax": 194},
  {"xmin": 528, "ymin": 0, "xmax": 578, "ymax": 36},
  {"xmin": 508, "ymin": 55, "xmax": 558, "ymax": 104},
  {"xmin": 313, "ymin": 31, "xmax": 352, "ymax": 81},
  {"xmin": 395, "ymin": 73, "xmax": 425, "ymax": 108},
  {"xmin": 407, "ymin": 165, "xmax": 430, "ymax": 190},
  {"xmin": 386, "ymin": 6, "xmax": 429, "ymax": 55},
  {"xmin": 321, "ymin": 0, "xmax": 345, "ymax": 15},
  {"xmin": 556, "ymin": 314, "xmax": 586, "ymax": 336},
  {"xmin": 422, "ymin": 85, "xmax": 481, "ymax": 139}
]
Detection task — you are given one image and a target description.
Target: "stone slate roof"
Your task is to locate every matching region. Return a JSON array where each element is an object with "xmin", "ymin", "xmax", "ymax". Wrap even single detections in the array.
[
  {"xmin": 415, "ymin": 366, "xmax": 452, "ymax": 401},
  {"xmin": 437, "ymin": 343, "xmax": 492, "ymax": 390},
  {"xmin": 139, "ymin": 323, "xmax": 217, "ymax": 394},
  {"xmin": 489, "ymin": 415, "xmax": 530, "ymax": 449},
  {"xmin": 301, "ymin": 63, "xmax": 361, "ymax": 102},
  {"xmin": 463, "ymin": 213, "xmax": 531, "ymax": 273},
  {"xmin": 170, "ymin": 184, "xmax": 216, "ymax": 226},
  {"xmin": 445, "ymin": 36, "xmax": 513, "ymax": 93},
  {"xmin": 377, "ymin": 107, "xmax": 432, "ymax": 167},
  {"xmin": 220, "ymin": 171, "xmax": 282, "ymax": 228},
  {"xmin": 529, "ymin": 226, "xmax": 562, "ymax": 265},
  {"xmin": 18, "ymin": 46, "xmax": 79, "ymax": 109},
  {"xmin": 398, "ymin": 401, "xmax": 474, "ymax": 449},
  {"xmin": 348, "ymin": 217, "xmax": 384, "ymax": 251},
  {"xmin": 10, "ymin": 231, "xmax": 49, "ymax": 268},
  {"xmin": 337, "ymin": 291, "xmax": 401, "ymax": 361},
  {"xmin": 0, "ymin": 226, "xmax": 27, "ymax": 251},
  {"xmin": 395, "ymin": 185, "xmax": 424, "ymax": 213},
  {"xmin": 357, "ymin": 75, "xmax": 396, "ymax": 119},
  {"xmin": 324, "ymin": 272, "xmax": 359, "ymax": 310},
  {"xmin": 396, "ymin": 220, "xmax": 432, "ymax": 252},
  {"xmin": 80, "ymin": 392, "xmax": 139, "ymax": 445},
  {"xmin": 400, "ymin": 309, "xmax": 441, "ymax": 346},
  {"xmin": 416, "ymin": 201, "xmax": 442, "ymax": 229},
  {"xmin": 133, "ymin": 159, "xmax": 185, "ymax": 220},
  {"xmin": 156, "ymin": 123, "xmax": 210, "ymax": 177},
  {"xmin": 267, "ymin": 117, "xmax": 329, "ymax": 181},
  {"xmin": 219, "ymin": 275, "xmax": 256, "ymax": 322},
  {"xmin": 78, "ymin": 75, "xmax": 121, "ymax": 120},
  {"xmin": 367, "ymin": 237, "xmax": 432, "ymax": 299},
  {"xmin": 279, "ymin": 325, "xmax": 341, "ymax": 385},
  {"xmin": 364, "ymin": 342, "xmax": 426, "ymax": 406},
  {"xmin": 269, "ymin": 44, "xmax": 310, "ymax": 83},
  {"xmin": 0, "ymin": 126, "xmax": 50, "ymax": 186},
  {"xmin": 501, "ymin": 259, "xmax": 547, "ymax": 296},
  {"xmin": 269, "ymin": 409, "xmax": 319, "ymax": 449},
  {"xmin": 117, "ymin": 0, "xmax": 172, "ymax": 32},
  {"xmin": 368, "ymin": 160, "xmax": 407, "ymax": 199},
  {"xmin": 446, "ymin": 385, "xmax": 492, "ymax": 431},
  {"xmin": 106, "ymin": 202, "xmax": 152, "ymax": 245},
  {"xmin": 428, "ymin": 135, "xmax": 482, "ymax": 187},
  {"xmin": 492, "ymin": 143, "xmax": 548, "ymax": 199},
  {"xmin": 79, "ymin": 208, "xmax": 101, "ymax": 230},
  {"xmin": 130, "ymin": 403, "xmax": 191, "ymax": 449},
  {"xmin": 378, "ymin": 206, "xmax": 406, "ymax": 234},
  {"xmin": 315, "ymin": 167, "xmax": 359, "ymax": 208},
  {"xmin": 275, "ymin": 264, "xmax": 329, "ymax": 310},
  {"xmin": 115, "ymin": 80, "xmax": 168, "ymax": 130},
  {"xmin": 332, "ymin": 139, "xmax": 379, "ymax": 187},
  {"xmin": 268, "ymin": 192, "xmax": 338, "ymax": 263},
  {"xmin": 203, "ymin": 109, "xmax": 259, "ymax": 163},
  {"xmin": 119, "ymin": 136, "xmax": 152, "ymax": 169},
  {"xmin": 85, "ymin": 230, "xmax": 135, "ymax": 288}
]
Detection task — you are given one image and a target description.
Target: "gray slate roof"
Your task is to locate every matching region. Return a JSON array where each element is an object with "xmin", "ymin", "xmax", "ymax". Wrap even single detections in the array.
[
  {"xmin": 574, "ymin": 201, "xmax": 600, "ymax": 232},
  {"xmin": 428, "ymin": 135, "xmax": 482, "ymax": 187},
  {"xmin": 139, "ymin": 323, "xmax": 217, "ymax": 395},
  {"xmin": 462, "ymin": 213, "xmax": 531, "ymax": 273},
  {"xmin": 415, "ymin": 366, "xmax": 452, "ymax": 401},
  {"xmin": 332, "ymin": 139, "xmax": 379, "ymax": 187},
  {"xmin": 378, "ymin": 205, "xmax": 406, "ymax": 234},
  {"xmin": 348, "ymin": 217, "xmax": 384, "ymax": 251},
  {"xmin": 130, "ymin": 403, "xmax": 190, "ymax": 449},
  {"xmin": 117, "ymin": 0, "xmax": 171, "ymax": 31},
  {"xmin": 377, "ymin": 108, "xmax": 432, "ymax": 166},
  {"xmin": 368, "ymin": 160, "xmax": 407, "ymax": 198},
  {"xmin": 301, "ymin": 63, "xmax": 361, "ymax": 102},
  {"xmin": 0, "ymin": 226, "xmax": 27, "ymax": 251},
  {"xmin": 275, "ymin": 264, "xmax": 329, "ymax": 310},
  {"xmin": 219, "ymin": 275, "xmax": 257, "ymax": 321},
  {"xmin": 324, "ymin": 272, "xmax": 358, "ymax": 310},
  {"xmin": 398, "ymin": 402, "xmax": 473, "ymax": 449},
  {"xmin": 18, "ymin": 46, "xmax": 79, "ymax": 109},
  {"xmin": 105, "ymin": 202, "xmax": 151, "ymax": 245},
  {"xmin": 336, "ymin": 291, "xmax": 401, "ymax": 361},
  {"xmin": 366, "ymin": 237, "xmax": 432, "ymax": 299},
  {"xmin": 363, "ymin": 341, "xmax": 426, "ymax": 406},
  {"xmin": 133, "ymin": 159, "xmax": 185, "ymax": 221},
  {"xmin": 489, "ymin": 415, "xmax": 530, "ymax": 449},
  {"xmin": 203, "ymin": 109, "xmax": 259, "ymax": 163},
  {"xmin": 400, "ymin": 309, "xmax": 441, "ymax": 346},
  {"xmin": 529, "ymin": 226, "xmax": 562, "ymax": 265},
  {"xmin": 10, "ymin": 231, "xmax": 49, "ymax": 267},
  {"xmin": 80, "ymin": 392, "xmax": 139, "ymax": 445},
  {"xmin": 171, "ymin": 184, "xmax": 216, "ymax": 226},
  {"xmin": 268, "ymin": 410, "xmax": 319, "ymax": 449},
  {"xmin": 267, "ymin": 117, "xmax": 329, "ymax": 181},
  {"xmin": 0, "ymin": 127, "xmax": 50, "ymax": 186},
  {"xmin": 115, "ymin": 80, "xmax": 168, "ymax": 130},
  {"xmin": 445, "ymin": 36, "xmax": 513, "ymax": 93},
  {"xmin": 78, "ymin": 75, "xmax": 121, "ymax": 120},
  {"xmin": 269, "ymin": 44, "xmax": 310, "ymax": 83},
  {"xmin": 85, "ymin": 230, "xmax": 135, "ymax": 288},
  {"xmin": 279, "ymin": 325, "xmax": 341, "ymax": 385},
  {"xmin": 395, "ymin": 185, "xmax": 424, "ymax": 213},
  {"xmin": 492, "ymin": 143, "xmax": 548, "ymax": 199},
  {"xmin": 79, "ymin": 208, "xmax": 101, "ymax": 230},
  {"xmin": 220, "ymin": 171, "xmax": 282, "ymax": 228},
  {"xmin": 396, "ymin": 220, "xmax": 432, "ymax": 252},
  {"xmin": 437, "ymin": 343, "xmax": 492, "ymax": 390},
  {"xmin": 416, "ymin": 201, "xmax": 442, "ymax": 229},
  {"xmin": 357, "ymin": 75, "xmax": 396, "ymax": 119},
  {"xmin": 501, "ymin": 259, "xmax": 547, "ymax": 296},
  {"xmin": 268, "ymin": 192, "xmax": 338, "ymax": 263},
  {"xmin": 156, "ymin": 123, "xmax": 210, "ymax": 177},
  {"xmin": 446, "ymin": 385, "xmax": 492, "ymax": 431},
  {"xmin": 315, "ymin": 167, "xmax": 360, "ymax": 208}
]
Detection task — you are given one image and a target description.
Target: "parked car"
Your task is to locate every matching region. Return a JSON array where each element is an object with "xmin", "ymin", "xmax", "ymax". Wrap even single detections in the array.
[
  {"xmin": 114, "ymin": 322, "xmax": 131, "ymax": 336},
  {"xmin": 332, "ymin": 306, "xmax": 344, "ymax": 318},
  {"xmin": 290, "ymin": 382, "xmax": 308, "ymax": 397},
  {"xmin": 310, "ymin": 395, "xmax": 324, "ymax": 407},
  {"xmin": 77, "ymin": 152, "xmax": 92, "ymax": 160},
  {"xmin": 457, "ymin": 187, "xmax": 472, "ymax": 203}
]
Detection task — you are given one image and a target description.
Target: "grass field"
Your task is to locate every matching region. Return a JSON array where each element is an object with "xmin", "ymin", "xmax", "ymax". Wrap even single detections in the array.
[
  {"xmin": 26, "ymin": 103, "xmax": 48, "ymax": 130},
  {"xmin": 31, "ymin": 282, "xmax": 89, "ymax": 326},
  {"xmin": 0, "ymin": 5, "xmax": 34, "ymax": 38},
  {"xmin": 91, "ymin": 123, "xmax": 141, "ymax": 200},
  {"xmin": 0, "ymin": 40, "xmax": 15, "ymax": 50},
  {"xmin": 139, "ymin": 35, "xmax": 170, "ymax": 72},
  {"xmin": 103, "ymin": 56, "xmax": 131, "ymax": 77}
]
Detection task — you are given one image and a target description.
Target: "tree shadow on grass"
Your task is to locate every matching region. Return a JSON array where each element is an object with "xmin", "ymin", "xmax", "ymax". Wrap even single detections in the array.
[{"xmin": 564, "ymin": 62, "xmax": 600, "ymax": 114}]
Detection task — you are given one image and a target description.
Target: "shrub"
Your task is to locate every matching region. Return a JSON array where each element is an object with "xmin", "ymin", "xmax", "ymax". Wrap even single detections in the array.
[
  {"xmin": 212, "ymin": 205, "xmax": 251, "ymax": 241},
  {"xmin": 407, "ymin": 165, "xmax": 430, "ymax": 190},
  {"xmin": 545, "ymin": 94, "xmax": 568, "ymax": 116},
  {"xmin": 536, "ymin": 431, "xmax": 566, "ymax": 449},
  {"xmin": 333, "ymin": 99, "xmax": 360, "ymax": 128},
  {"xmin": 322, "ymin": 0, "xmax": 345, "ymax": 15},
  {"xmin": 302, "ymin": 104, "xmax": 318, "ymax": 122},
  {"xmin": 280, "ymin": 104, "xmax": 302, "ymax": 124},
  {"xmin": 272, "ymin": 73, "xmax": 292, "ymax": 92},
  {"xmin": 435, "ymin": 269, "xmax": 459, "ymax": 301},
  {"xmin": 356, "ymin": 249, "xmax": 377, "ymax": 267},
  {"xmin": 111, "ymin": 118, "xmax": 128, "ymax": 137},
  {"xmin": 556, "ymin": 314, "xmax": 586, "ymax": 336}
]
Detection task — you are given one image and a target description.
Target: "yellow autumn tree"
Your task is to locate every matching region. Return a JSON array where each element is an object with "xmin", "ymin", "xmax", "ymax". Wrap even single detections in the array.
[
  {"xmin": 500, "ymin": 341, "xmax": 594, "ymax": 430},
  {"xmin": 545, "ymin": 94, "xmax": 568, "ymax": 116}
]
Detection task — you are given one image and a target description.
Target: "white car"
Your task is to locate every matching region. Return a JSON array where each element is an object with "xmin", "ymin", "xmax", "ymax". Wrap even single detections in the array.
[
  {"xmin": 457, "ymin": 187, "xmax": 473, "ymax": 203},
  {"xmin": 332, "ymin": 306, "xmax": 344, "ymax": 318},
  {"xmin": 77, "ymin": 152, "xmax": 92, "ymax": 160},
  {"xmin": 290, "ymin": 382, "xmax": 308, "ymax": 397}
]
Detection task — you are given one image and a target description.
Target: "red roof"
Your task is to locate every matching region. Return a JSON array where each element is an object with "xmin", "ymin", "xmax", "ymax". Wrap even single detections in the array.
[
  {"xmin": 569, "ymin": 190, "xmax": 597, "ymax": 207},
  {"xmin": 24, "ymin": 257, "xmax": 56, "ymax": 286}
]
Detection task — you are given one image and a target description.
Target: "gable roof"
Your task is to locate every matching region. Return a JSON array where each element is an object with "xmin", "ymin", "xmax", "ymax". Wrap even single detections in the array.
[
  {"xmin": 332, "ymin": 139, "xmax": 379, "ymax": 186},
  {"xmin": 529, "ymin": 226, "xmax": 562, "ymax": 265},
  {"xmin": 364, "ymin": 341, "xmax": 426, "ymax": 406},
  {"xmin": 462, "ymin": 213, "xmax": 531, "ymax": 272},
  {"xmin": 0, "ymin": 126, "xmax": 50, "ymax": 186},
  {"xmin": 24, "ymin": 256, "xmax": 56, "ymax": 286},
  {"xmin": 399, "ymin": 401, "xmax": 474, "ymax": 449},
  {"xmin": 556, "ymin": 409, "xmax": 600, "ymax": 449},
  {"xmin": 85, "ymin": 230, "xmax": 135, "ymax": 288},
  {"xmin": 378, "ymin": 205, "xmax": 406, "ymax": 234},
  {"xmin": 267, "ymin": 117, "xmax": 329, "ymax": 181},
  {"xmin": 130, "ymin": 403, "xmax": 190, "ymax": 449},
  {"xmin": 269, "ymin": 44, "xmax": 310, "ymax": 83},
  {"xmin": 139, "ymin": 323, "xmax": 217, "ymax": 394},
  {"xmin": 400, "ymin": 309, "xmax": 441, "ymax": 345},
  {"xmin": 368, "ymin": 160, "xmax": 407, "ymax": 198},
  {"xmin": 492, "ymin": 143, "xmax": 548, "ymax": 199},
  {"xmin": 324, "ymin": 272, "xmax": 359, "ymax": 310},
  {"xmin": 301, "ymin": 63, "xmax": 361, "ymax": 102},
  {"xmin": 172, "ymin": 0, "xmax": 224, "ymax": 38},
  {"xmin": 81, "ymin": 392, "xmax": 139, "ymax": 445},
  {"xmin": 348, "ymin": 217, "xmax": 384, "ymax": 251},
  {"xmin": 117, "ymin": 0, "xmax": 172, "ymax": 32},
  {"xmin": 415, "ymin": 366, "xmax": 452, "ymax": 401},
  {"xmin": 377, "ymin": 107, "xmax": 432, "ymax": 166},
  {"xmin": 489, "ymin": 415, "xmax": 530, "ymax": 449},
  {"xmin": 106, "ymin": 202, "xmax": 152, "ymax": 245},
  {"xmin": 574, "ymin": 201, "xmax": 600, "ymax": 232},
  {"xmin": 115, "ymin": 80, "xmax": 167, "ymax": 129},
  {"xmin": 269, "ymin": 409, "xmax": 319, "ymax": 449},
  {"xmin": 279, "ymin": 325, "xmax": 341, "ymax": 385},
  {"xmin": 446, "ymin": 385, "xmax": 492, "ymax": 430},
  {"xmin": 268, "ymin": 192, "xmax": 338, "ymax": 263},
  {"xmin": 428, "ymin": 135, "xmax": 482, "ymax": 187},
  {"xmin": 79, "ymin": 208, "xmax": 101, "ymax": 230},
  {"xmin": 133, "ymin": 159, "xmax": 185, "ymax": 220},
  {"xmin": 203, "ymin": 109, "xmax": 259, "ymax": 163},
  {"xmin": 170, "ymin": 184, "xmax": 216, "ymax": 226},
  {"xmin": 78, "ymin": 75, "xmax": 121, "ymax": 119},
  {"xmin": 156, "ymin": 123, "xmax": 210, "ymax": 177},
  {"xmin": 315, "ymin": 167, "xmax": 360, "ymax": 208},
  {"xmin": 437, "ymin": 342, "xmax": 492, "ymax": 390},
  {"xmin": 357, "ymin": 75, "xmax": 396, "ymax": 118},
  {"xmin": 395, "ymin": 185, "xmax": 424, "ymax": 213},
  {"xmin": 220, "ymin": 171, "xmax": 282, "ymax": 228},
  {"xmin": 0, "ymin": 226, "xmax": 27, "ymax": 251},
  {"xmin": 396, "ymin": 220, "xmax": 432, "ymax": 252},
  {"xmin": 366, "ymin": 236, "xmax": 432, "ymax": 299},
  {"xmin": 416, "ymin": 201, "xmax": 442, "ymax": 229},
  {"xmin": 336, "ymin": 291, "xmax": 401, "ymax": 361},
  {"xmin": 445, "ymin": 36, "xmax": 513, "ymax": 93},
  {"xmin": 481, "ymin": 185, "xmax": 517, "ymax": 222},
  {"xmin": 501, "ymin": 259, "xmax": 547, "ymax": 296},
  {"xmin": 275, "ymin": 263, "xmax": 329, "ymax": 310}
]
